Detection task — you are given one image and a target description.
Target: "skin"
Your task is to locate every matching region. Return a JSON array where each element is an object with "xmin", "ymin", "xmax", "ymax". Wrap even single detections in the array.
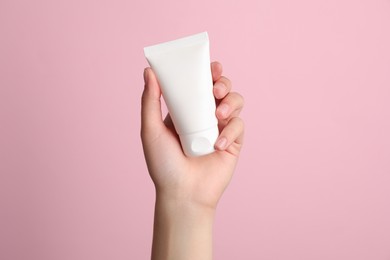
[{"xmin": 141, "ymin": 61, "xmax": 244, "ymax": 260}]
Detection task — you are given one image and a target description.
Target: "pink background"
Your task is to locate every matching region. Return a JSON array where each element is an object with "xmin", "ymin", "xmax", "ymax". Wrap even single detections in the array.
[{"xmin": 1, "ymin": 0, "xmax": 390, "ymax": 259}]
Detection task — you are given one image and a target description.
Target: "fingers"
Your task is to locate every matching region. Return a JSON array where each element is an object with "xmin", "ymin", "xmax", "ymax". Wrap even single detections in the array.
[
  {"xmin": 216, "ymin": 92, "xmax": 244, "ymax": 121},
  {"xmin": 215, "ymin": 117, "xmax": 245, "ymax": 151},
  {"xmin": 211, "ymin": 61, "xmax": 223, "ymax": 82},
  {"xmin": 212, "ymin": 63, "xmax": 245, "ymax": 152},
  {"xmin": 213, "ymin": 76, "xmax": 232, "ymax": 100},
  {"xmin": 141, "ymin": 68, "xmax": 164, "ymax": 139},
  {"xmin": 211, "ymin": 61, "xmax": 232, "ymax": 99}
]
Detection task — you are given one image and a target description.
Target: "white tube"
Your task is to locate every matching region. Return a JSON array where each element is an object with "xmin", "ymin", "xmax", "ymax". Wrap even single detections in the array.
[{"xmin": 144, "ymin": 32, "xmax": 218, "ymax": 157}]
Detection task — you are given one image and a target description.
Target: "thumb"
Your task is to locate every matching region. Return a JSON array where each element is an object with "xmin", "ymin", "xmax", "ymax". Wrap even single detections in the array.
[{"xmin": 141, "ymin": 68, "xmax": 164, "ymax": 138}]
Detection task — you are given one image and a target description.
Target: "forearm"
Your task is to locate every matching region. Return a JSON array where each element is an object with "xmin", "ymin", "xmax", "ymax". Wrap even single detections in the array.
[
  {"xmin": 151, "ymin": 194, "xmax": 215, "ymax": 260},
  {"xmin": 141, "ymin": 62, "xmax": 243, "ymax": 260}
]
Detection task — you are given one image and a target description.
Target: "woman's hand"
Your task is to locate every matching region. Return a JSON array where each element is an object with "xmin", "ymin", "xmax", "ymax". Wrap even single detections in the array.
[
  {"xmin": 141, "ymin": 61, "xmax": 244, "ymax": 260},
  {"xmin": 141, "ymin": 61, "xmax": 244, "ymax": 210}
]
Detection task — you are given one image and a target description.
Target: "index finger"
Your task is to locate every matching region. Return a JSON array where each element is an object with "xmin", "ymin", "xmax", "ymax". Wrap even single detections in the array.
[{"xmin": 211, "ymin": 61, "xmax": 223, "ymax": 82}]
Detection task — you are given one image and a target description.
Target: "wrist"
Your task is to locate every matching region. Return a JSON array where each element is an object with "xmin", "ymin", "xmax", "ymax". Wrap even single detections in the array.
[
  {"xmin": 151, "ymin": 193, "xmax": 215, "ymax": 260},
  {"xmin": 154, "ymin": 193, "xmax": 216, "ymax": 234},
  {"xmin": 154, "ymin": 182, "xmax": 221, "ymax": 212}
]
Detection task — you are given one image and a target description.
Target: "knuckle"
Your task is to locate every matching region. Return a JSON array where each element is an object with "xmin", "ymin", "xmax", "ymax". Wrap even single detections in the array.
[
  {"xmin": 220, "ymin": 76, "xmax": 232, "ymax": 88},
  {"xmin": 232, "ymin": 116, "xmax": 245, "ymax": 130},
  {"xmin": 228, "ymin": 92, "xmax": 244, "ymax": 104},
  {"xmin": 234, "ymin": 92, "xmax": 244, "ymax": 102}
]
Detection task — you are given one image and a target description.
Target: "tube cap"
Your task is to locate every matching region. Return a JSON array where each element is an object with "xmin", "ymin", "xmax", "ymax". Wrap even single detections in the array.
[{"xmin": 179, "ymin": 126, "xmax": 219, "ymax": 157}]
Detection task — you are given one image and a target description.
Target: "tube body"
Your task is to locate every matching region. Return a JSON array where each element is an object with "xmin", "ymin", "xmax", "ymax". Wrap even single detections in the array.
[{"xmin": 144, "ymin": 32, "xmax": 218, "ymax": 157}]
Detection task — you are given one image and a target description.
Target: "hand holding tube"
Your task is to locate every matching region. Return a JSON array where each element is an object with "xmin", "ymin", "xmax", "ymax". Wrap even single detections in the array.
[
  {"xmin": 141, "ymin": 62, "xmax": 244, "ymax": 260},
  {"xmin": 141, "ymin": 61, "xmax": 244, "ymax": 209}
]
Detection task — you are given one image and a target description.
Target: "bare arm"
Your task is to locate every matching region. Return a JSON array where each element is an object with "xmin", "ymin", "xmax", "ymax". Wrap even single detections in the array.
[{"xmin": 141, "ymin": 62, "xmax": 244, "ymax": 260}]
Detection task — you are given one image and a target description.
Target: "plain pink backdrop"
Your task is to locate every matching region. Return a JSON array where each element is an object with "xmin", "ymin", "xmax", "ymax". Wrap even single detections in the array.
[{"xmin": 1, "ymin": 0, "xmax": 390, "ymax": 259}]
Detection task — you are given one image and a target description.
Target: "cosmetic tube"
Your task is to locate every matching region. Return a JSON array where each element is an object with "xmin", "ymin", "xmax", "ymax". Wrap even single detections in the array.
[{"xmin": 144, "ymin": 32, "xmax": 218, "ymax": 157}]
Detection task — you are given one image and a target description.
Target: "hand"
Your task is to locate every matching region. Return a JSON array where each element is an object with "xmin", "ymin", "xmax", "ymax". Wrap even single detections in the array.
[
  {"xmin": 141, "ymin": 61, "xmax": 244, "ymax": 260},
  {"xmin": 141, "ymin": 61, "xmax": 244, "ymax": 210}
]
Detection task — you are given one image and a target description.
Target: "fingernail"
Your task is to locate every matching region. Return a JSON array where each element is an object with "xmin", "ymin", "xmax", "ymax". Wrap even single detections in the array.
[
  {"xmin": 143, "ymin": 68, "xmax": 149, "ymax": 85},
  {"xmin": 215, "ymin": 137, "xmax": 227, "ymax": 150},
  {"xmin": 217, "ymin": 103, "xmax": 229, "ymax": 118}
]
